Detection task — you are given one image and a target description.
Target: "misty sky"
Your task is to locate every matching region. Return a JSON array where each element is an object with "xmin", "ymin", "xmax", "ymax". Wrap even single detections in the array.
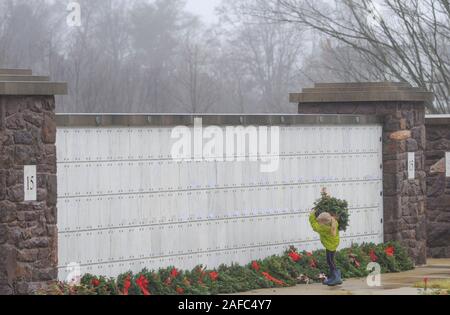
[{"xmin": 185, "ymin": 0, "xmax": 221, "ymax": 23}]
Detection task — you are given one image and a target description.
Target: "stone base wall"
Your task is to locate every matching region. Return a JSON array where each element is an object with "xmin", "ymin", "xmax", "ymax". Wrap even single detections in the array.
[
  {"xmin": 299, "ymin": 101, "xmax": 427, "ymax": 265},
  {"xmin": 425, "ymin": 122, "xmax": 450, "ymax": 258},
  {"xmin": 0, "ymin": 96, "xmax": 58, "ymax": 294}
]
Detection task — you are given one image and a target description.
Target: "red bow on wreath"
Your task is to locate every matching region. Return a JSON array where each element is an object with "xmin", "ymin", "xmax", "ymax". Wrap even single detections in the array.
[
  {"xmin": 91, "ymin": 278, "xmax": 100, "ymax": 287},
  {"xmin": 370, "ymin": 249, "xmax": 378, "ymax": 262},
  {"xmin": 122, "ymin": 275, "xmax": 131, "ymax": 296},
  {"xmin": 289, "ymin": 252, "xmax": 302, "ymax": 262},
  {"xmin": 309, "ymin": 259, "xmax": 317, "ymax": 268},
  {"xmin": 136, "ymin": 275, "xmax": 151, "ymax": 296},
  {"xmin": 251, "ymin": 261, "xmax": 260, "ymax": 271},
  {"xmin": 385, "ymin": 246, "xmax": 395, "ymax": 257},
  {"xmin": 197, "ymin": 268, "xmax": 207, "ymax": 284},
  {"xmin": 209, "ymin": 271, "xmax": 219, "ymax": 281},
  {"xmin": 349, "ymin": 254, "xmax": 361, "ymax": 268},
  {"xmin": 261, "ymin": 272, "xmax": 285, "ymax": 286},
  {"xmin": 170, "ymin": 268, "xmax": 179, "ymax": 278}
]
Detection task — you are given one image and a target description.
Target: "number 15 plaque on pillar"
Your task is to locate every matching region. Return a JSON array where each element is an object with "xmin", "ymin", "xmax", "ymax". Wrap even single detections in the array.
[{"xmin": 24, "ymin": 165, "xmax": 37, "ymax": 202}]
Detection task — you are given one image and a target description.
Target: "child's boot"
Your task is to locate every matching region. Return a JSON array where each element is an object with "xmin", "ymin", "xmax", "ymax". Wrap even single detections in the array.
[
  {"xmin": 328, "ymin": 270, "xmax": 343, "ymax": 287},
  {"xmin": 323, "ymin": 272, "xmax": 335, "ymax": 285},
  {"xmin": 335, "ymin": 269, "xmax": 343, "ymax": 285}
]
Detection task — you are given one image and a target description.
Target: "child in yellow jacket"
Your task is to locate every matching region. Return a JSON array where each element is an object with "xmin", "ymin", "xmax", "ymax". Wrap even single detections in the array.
[{"xmin": 309, "ymin": 210, "xmax": 343, "ymax": 286}]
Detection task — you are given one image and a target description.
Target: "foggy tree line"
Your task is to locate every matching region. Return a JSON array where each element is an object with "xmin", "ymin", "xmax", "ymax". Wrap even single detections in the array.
[
  {"xmin": 243, "ymin": 0, "xmax": 450, "ymax": 113},
  {"xmin": 1, "ymin": 0, "xmax": 449, "ymax": 113}
]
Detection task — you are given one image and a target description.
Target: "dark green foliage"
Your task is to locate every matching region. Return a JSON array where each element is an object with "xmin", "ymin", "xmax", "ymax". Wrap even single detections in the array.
[
  {"xmin": 360, "ymin": 242, "xmax": 414, "ymax": 273},
  {"xmin": 39, "ymin": 242, "xmax": 414, "ymax": 295},
  {"xmin": 314, "ymin": 190, "xmax": 350, "ymax": 231},
  {"xmin": 216, "ymin": 264, "xmax": 269, "ymax": 293},
  {"xmin": 80, "ymin": 274, "xmax": 118, "ymax": 295}
]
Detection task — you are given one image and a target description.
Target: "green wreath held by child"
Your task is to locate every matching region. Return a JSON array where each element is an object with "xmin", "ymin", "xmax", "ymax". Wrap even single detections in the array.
[{"xmin": 309, "ymin": 188, "xmax": 349, "ymax": 287}]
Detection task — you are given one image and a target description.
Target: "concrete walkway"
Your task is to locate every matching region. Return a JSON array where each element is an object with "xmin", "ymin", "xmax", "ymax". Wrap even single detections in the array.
[{"xmin": 236, "ymin": 259, "xmax": 450, "ymax": 295}]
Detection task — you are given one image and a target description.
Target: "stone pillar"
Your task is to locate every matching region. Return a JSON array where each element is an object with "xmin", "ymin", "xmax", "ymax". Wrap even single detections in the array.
[
  {"xmin": 0, "ymin": 69, "xmax": 67, "ymax": 294},
  {"xmin": 425, "ymin": 116, "xmax": 450, "ymax": 258},
  {"xmin": 290, "ymin": 82, "xmax": 434, "ymax": 265}
]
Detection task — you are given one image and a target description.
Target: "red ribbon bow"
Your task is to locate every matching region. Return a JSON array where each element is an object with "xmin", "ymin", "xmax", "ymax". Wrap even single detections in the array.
[
  {"xmin": 136, "ymin": 275, "xmax": 151, "ymax": 296},
  {"xmin": 251, "ymin": 261, "xmax": 260, "ymax": 271},
  {"xmin": 370, "ymin": 249, "xmax": 378, "ymax": 262},
  {"xmin": 170, "ymin": 268, "xmax": 179, "ymax": 278},
  {"xmin": 91, "ymin": 278, "xmax": 100, "ymax": 287},
  {"xmin": 349, "ymin": 254, "xmax": 361, "ymax": 268},
  {"xmin": 209, "ymin": 271, "xmax": 219, "ymax": 281},
  {"xmin": 122, "ymin": 275, "xmax": 131, "ymax": 296},
  {"xmin": 385, "ymin": 246, "xmax": 395, "ymax": 257},
  {"xmin": 288, "ymin": 252, "xmax": 302, "ymax": 262},
  {"xmin": 261, "ymin": 272, "xmax": 285, "ymax": 286}
]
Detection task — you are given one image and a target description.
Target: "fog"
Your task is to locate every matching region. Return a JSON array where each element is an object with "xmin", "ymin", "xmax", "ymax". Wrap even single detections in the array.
[
  {"xmin": 185, "ymin": 0, "xmax": 220, "ymax": 24},
  {"xmin": 0, "ymin": 0, "xmax": 449, "ymax": 113}
]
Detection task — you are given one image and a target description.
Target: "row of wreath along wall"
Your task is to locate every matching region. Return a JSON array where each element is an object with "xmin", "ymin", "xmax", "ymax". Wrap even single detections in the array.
[{"xmin": 0, "ymin": 69, "xmax": 449, "ymax": 294}]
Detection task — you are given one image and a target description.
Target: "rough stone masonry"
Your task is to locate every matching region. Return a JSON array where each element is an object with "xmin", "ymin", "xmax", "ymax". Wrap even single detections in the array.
[
  {"xmin": 0, "ymin": 69, "xmax": 66, "ymax": 294},
  {"xmin": 291, "ymin": 82, "xmax": 434, "ymax": 265},
  {"xmin": 425, "ymin": 116, "xmax": 450, "ymax": 258}
]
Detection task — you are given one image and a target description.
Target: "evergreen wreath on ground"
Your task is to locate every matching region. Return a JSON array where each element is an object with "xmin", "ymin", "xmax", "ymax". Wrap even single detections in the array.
[
  {"xmin": 38, "ymin": 242, "xmax": 414, "ymax": 295},
  {"xmin": 314, "ymin": 188, "xmax": 350, "ymax": 231}
]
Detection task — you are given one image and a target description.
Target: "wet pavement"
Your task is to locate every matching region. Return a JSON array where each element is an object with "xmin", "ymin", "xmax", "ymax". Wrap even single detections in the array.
[{"xmin": 234, "ymin": 259, "xmax": 450, "ymax": 295}]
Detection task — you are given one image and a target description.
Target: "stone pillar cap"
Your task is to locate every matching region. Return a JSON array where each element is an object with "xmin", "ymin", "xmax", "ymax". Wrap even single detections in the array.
[
  {"xmin": 426, "ymin": 115, "xmax": 450, "ymax": 125},
  {"xmin": 0, "ymin": 68, "xmax": 67, "ymax": 95},
  {"xmin": 290, "ymin": 82, "xmax": 434, "ymax": 105},
  {"xmin": 0, "ymin": 68, "xmax": 32, "ymax": 75}
]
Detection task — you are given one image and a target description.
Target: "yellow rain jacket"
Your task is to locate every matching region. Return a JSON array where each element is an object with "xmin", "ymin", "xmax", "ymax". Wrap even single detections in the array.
[{"xmin": 309, "ymin": 212, "xmax": 340, "ymax": 252}]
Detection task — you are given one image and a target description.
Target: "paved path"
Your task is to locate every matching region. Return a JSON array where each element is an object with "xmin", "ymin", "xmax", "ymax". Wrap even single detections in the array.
[{"xmin": 235, "ymin": 259, "xmax": 450, "ymax": 295}]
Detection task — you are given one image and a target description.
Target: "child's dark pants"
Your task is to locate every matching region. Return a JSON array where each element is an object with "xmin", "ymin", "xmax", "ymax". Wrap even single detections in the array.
[{"xmin": 326, "ymin": 250, "xmax": 337, "ymax": 274}]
